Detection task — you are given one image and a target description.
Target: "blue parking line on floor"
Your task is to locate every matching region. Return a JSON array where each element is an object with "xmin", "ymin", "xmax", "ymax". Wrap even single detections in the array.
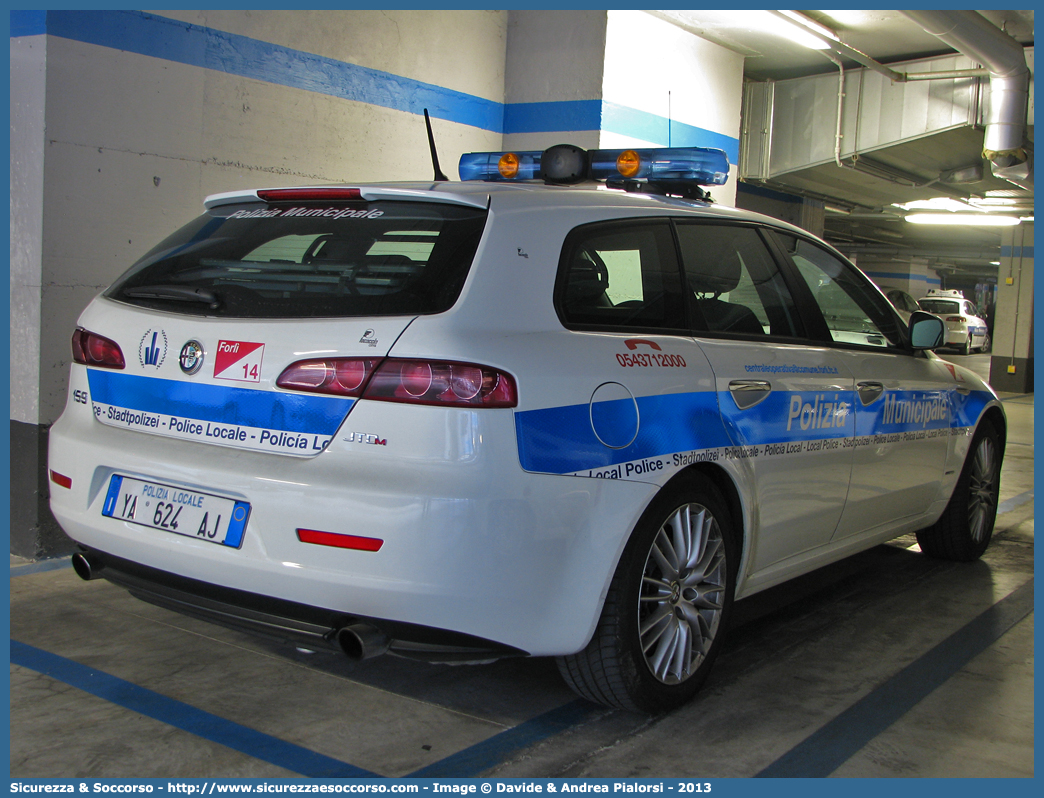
[
  {"xmin": 755, "ymin": 578, "xmax": 1034, "ymax": 778},
  {"xmin": 997, "ymin": 490, "xmax": 1033, "ymax": 515},
  {"xmin": 10, "ymin": 641, "xmax": 381, "ymax": 778},
  {"xmin": 10, "ymin": 557, "xmax": 73, "ymax": 577},
  {"xmin": 408, "ymin": 699, "xmax": 605, "ymax": 777}
]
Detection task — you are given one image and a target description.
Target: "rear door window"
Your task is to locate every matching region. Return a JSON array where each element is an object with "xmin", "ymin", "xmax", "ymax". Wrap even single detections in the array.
[
  {"xmin": 674, "ymin": 223, "xmax": 802, "ymax": 339},
  {"xmin": 555, "ymin": 221, "xmax": 686, "ymax": 332},
  {"xmin": 107, "ymin": 201, "xmax": 487, "ymax": 318}
]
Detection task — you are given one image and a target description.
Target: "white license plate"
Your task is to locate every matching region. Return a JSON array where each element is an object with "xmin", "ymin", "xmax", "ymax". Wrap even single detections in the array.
[{"xmin": 101, "ymin": 475, "xmax": 250, "ymax": 548}]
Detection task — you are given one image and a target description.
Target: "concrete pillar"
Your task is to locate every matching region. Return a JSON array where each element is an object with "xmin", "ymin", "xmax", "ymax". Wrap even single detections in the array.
[
  {"xmin": 505, "ymin": 10, "xmax": 743, "ymax": 205},
  {"xmin": 10, "ymin": 28, "xmax": 70, "ymax": 557},
  {"xmin": 989, "ymin": 223, "xmax": 1034, "ymax": 393},
  {"xmin": 859, "ymin": 257, "xmax": 940, "ymax": 297}
]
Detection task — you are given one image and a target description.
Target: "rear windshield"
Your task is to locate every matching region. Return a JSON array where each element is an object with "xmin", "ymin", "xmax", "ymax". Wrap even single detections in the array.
[
  {"xmin": 106, "ymin": 200, "xmax": 488, "ymax": 318},
  {"xmin": 919, "ymin": 299, "xmax": 960, "ymax": 315}
]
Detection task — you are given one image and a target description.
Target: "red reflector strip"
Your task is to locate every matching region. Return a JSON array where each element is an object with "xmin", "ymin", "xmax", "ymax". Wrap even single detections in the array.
[
  {"xmin": 296, "ymin": 529, "xmax": 383, "ymax": 552},
  {"xmin": 257, "ymin": 188, "xmax": 362, "ymax": 202},
  {"xmin": 50, "ymin": 470, "xmax": 72, "ymax": 489}
]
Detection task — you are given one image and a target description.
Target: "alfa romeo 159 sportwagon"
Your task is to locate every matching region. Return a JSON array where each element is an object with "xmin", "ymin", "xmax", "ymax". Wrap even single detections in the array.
[{"xmin": 49, "ymin": 144, "xmax": 1004, "ymax": 712}]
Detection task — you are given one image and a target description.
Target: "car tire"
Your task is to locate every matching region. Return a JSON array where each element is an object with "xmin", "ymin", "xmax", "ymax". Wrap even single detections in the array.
[
  {"xmin": 980, "ymin": 334, "xmax": 991, "ymax": 354},
  {"xmin": 557, "ymin": 475, "xmax": 736, "ymax": 713},
  {"xmin": 916, "ymin": 419, "xmax": 1001, "ymax": 562},
  {"xmin": 960, "ymin": 338, "xmax": 972, "ymax": 356}
]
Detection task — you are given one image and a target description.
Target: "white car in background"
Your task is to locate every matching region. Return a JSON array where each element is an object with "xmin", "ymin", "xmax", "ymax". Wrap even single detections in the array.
[
  {"xmin": 48, "ymin": 143, "xmax": 1005, "ymax": 712},
  {"xmin": 917, "ymin": 289, "xmax": 990, "ymax": 355}
]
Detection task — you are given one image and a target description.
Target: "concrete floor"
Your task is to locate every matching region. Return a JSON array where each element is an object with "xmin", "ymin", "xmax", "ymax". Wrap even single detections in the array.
[{"xmin": 10, "ymin": 353, "xmax": 1033, "ymax": 778}]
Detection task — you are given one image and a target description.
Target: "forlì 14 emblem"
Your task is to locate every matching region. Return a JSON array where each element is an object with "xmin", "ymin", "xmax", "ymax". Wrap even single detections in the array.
[{"xmin": 215, "ymin": 339, "xmax": 265, "ymax": 382}]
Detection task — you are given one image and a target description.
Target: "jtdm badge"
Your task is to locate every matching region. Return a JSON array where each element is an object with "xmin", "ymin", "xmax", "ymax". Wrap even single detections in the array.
[{"xmin": 179, "ymin": 340, "xmax": 205, "ymax": 375}]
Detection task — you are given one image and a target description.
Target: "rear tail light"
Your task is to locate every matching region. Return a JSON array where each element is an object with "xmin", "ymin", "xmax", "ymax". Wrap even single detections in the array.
[
  {"xmin": 946, "ymin": 316, "xmax": 965, "ymax": 323},
  {"xmin": 275, "ymin": 358, "xmax": 381, "ymax": 397},
  {"xmin": 71, "ymin": 328, "xmax": 125, "ymax": 369},
  {"xmin": 365, "ymin": 359, "xmax": 517, "ymax": 407},
  {"xmin": 276, "ymin": 357, "xmax": 517, "ymax": 408}
]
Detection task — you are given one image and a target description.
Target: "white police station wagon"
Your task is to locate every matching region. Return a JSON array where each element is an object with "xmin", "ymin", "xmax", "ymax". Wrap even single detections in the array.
[
  {"xmin": 918, "ymin": 288, "xmax": 990, "ymax": 355},
  {"xmin": 49, "ymin": 143, "xmax": 1005, "ymax": 712}
]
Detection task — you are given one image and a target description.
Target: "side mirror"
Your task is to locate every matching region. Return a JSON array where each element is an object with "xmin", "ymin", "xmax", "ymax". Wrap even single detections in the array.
[{"xmin": 909, "ymin": 311, "xmax": 945, "ymax": 350}]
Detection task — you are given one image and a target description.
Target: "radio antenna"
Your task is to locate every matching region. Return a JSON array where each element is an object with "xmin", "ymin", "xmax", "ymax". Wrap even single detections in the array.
[{"xmin": 424, "ymin": 109, "xmax": 449, "ymax": 182}]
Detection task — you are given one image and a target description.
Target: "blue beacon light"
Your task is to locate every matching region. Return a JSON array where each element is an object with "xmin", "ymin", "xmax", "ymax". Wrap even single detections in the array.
[{"xmin": 458, "ymin": 145, "xmax": 729, "ymax": 188}]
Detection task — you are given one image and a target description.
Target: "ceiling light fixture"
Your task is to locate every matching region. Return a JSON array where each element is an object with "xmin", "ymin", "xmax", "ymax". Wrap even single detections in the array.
[
  {"xmin": 767, "ymin": 12, "xmax": 831, "ymax": 49},
  {"xmin": 777, "ymin": 10, "xmax": 839, "ymax": 42},
  {"xmin": 894, "ymin": 197, "xmax": 973, "ymax": 213},
  {"xmin": 904, "ymin": 214, "xmax": 1021, "ymax": 227}
]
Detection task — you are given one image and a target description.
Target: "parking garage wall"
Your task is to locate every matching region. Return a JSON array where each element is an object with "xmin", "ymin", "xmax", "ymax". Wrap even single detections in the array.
[
  {"xmin": 860, "ymin": 258, "xmax": 939, "ymax": 297},
  {"xmin": 9, "ymin": 9, "xmax": 509, "ymax": 558}
]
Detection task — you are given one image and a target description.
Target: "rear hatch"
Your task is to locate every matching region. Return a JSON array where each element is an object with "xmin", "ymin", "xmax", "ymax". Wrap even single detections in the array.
[{"xmin": 82, "ymin": 189, "xmax": 488, "ymax": 456}]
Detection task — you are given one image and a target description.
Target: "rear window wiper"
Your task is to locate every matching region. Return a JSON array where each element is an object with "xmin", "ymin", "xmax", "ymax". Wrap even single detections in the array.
[{"xmin": 122, "ymin": 285, "xmax": 221, "ymax": 310}]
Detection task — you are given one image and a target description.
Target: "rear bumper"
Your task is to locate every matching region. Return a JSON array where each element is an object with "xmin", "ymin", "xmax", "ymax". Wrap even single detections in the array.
[{"xmin": 76, "ymin": 547, "xmax": 526, "ymax": 662}]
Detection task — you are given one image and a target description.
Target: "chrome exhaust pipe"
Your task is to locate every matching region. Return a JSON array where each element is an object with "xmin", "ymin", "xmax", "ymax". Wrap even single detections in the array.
[
  {"xmin": 336, "ymin": 623, "xmax": 390, "ymax": 661},
  {"xmin": 71, "ymin": 552, "xmax": 104, "ymax": 581}
]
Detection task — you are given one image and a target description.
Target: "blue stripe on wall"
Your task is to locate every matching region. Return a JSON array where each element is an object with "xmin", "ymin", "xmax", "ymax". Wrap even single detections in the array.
[
  {"xmin": 862, "ymin": 271, "xmax": 939, "ymax": 284},
  {"xmin": 504, "ymin": 100, "xmax": 603, "ymax": 134},
  {"xmin": 40, "ymin": 10, "xmax": 504, "ymax": 132},
  {"xmin": 1000, "ymin": 245, "xmax": 1034, "ymax": 258},
  {"xmin": 10, "ymin": 10, "xmax": 46, "ymax": 37},
  {"xmin": 15, "ymin": 9, "xmax": 740, "ymax": 161},
  {"xmin": 602, "ymin": 101, "xmax": 740, "ymax": 162}
]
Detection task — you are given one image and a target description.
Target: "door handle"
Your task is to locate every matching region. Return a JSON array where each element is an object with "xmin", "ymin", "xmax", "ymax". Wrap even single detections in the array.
[
  {"xmin": 856, "ymin": 381, "xmax": 885, "ymax": 406},
  {"xmin": 729, "ymin": 380, "xmax": 771, "ymax": 409}
]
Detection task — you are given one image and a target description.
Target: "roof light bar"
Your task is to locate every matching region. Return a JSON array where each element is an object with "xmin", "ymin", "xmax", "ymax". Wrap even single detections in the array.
[
  {"xmin": 589, "ymin": 147, "xmax": 729, "ymax": 185},
  {"xmin": 459, "ymin": 151, "xmax": 543, "ymax": 182},
  {"xmin": 458, "ymin": 145, "xmax": 730, "ymax": 188}
]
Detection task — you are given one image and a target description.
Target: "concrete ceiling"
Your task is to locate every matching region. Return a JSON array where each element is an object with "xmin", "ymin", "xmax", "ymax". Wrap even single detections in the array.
[{"xmin": 655, "ymin": 9, "xmax": 1035, "ymax": 282}]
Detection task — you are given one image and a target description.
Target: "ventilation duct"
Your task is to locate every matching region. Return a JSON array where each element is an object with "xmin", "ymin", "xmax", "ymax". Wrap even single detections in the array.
[{"xmin": 901, "ymin": 10, "xmax": 1032, "ymax": 191}]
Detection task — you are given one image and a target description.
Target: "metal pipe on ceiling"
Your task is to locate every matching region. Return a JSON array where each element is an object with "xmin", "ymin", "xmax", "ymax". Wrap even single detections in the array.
[{"xmin": 900, "ymin": 10, "xmax": 1032, "ymax": 191}]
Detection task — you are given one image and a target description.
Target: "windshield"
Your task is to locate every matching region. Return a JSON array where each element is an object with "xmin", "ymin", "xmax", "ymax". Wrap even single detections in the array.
[{"xmin": 106, "ymin": 200, "xmax": 487, "ymax": 318}]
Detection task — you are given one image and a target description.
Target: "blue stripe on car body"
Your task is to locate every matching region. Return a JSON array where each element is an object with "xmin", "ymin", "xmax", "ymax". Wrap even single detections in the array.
[
  {"xmin": 515, "ymin": 388, "xmax": 993, "ymax": 477},
  {"xmin": 86, "ymin": 370, "xmax": 352, "ymax": 435}
]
